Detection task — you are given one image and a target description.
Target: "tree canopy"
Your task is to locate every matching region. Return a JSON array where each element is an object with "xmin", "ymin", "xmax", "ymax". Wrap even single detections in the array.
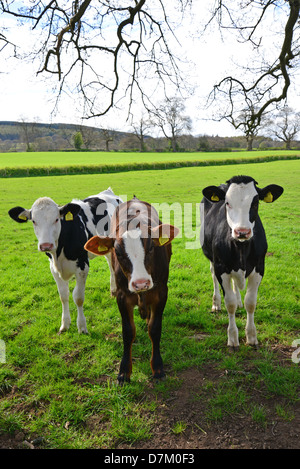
[{"xmin": 1, "ymin": 1, "xmax": 299, "ymax": 130}]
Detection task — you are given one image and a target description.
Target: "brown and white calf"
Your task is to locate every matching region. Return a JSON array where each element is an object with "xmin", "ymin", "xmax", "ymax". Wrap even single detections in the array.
[
  {"xmin": 8, "ymin": 188, "xmax": 122, "ymax": 334},
  {"xmin": 84, "ymin": 197, "xmax": 179, "ymax": 383},
  {"xmin": 201, "ymin": 175, "xmax": 284, "ymax": 350}
]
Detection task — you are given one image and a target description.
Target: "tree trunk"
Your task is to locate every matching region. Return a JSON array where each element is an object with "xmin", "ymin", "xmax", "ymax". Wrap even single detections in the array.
[{"xmin": 247, "ymin": 137, "xmax": 253, "ymax": 151}]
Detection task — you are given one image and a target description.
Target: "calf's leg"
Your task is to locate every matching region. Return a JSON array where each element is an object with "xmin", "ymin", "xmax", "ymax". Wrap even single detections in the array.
[
  {"xmin": 210, "ymin": 262, "xmax": 221, "ymax": 311},
  {"xmin": 117, "ymin": 293, "xmax": 136, "ymax": 384},
  {"xmin": 148, "ymin": 289, "xmax": 167, "ymax": 379},
  {"xmin": 73, "ymin": 265, "xmax": 89, "ymax": 334},
  {"xmin": 50, "ymin": 264, "xmax": 71, "ymax": 334},
  {"xmin": 220, "ymin": 273, "xmax": 239, "ymax": 350},
  {"xmin": 244, "ymin": 270, "xmax": 262, "ymax": 347},
  {"xmin": 233, "ymin": 279, "xmax": 243, "ymax": 308},
  {"xmin": 105, "ymin": 253, "xmax": 117, "ymax": 297}
]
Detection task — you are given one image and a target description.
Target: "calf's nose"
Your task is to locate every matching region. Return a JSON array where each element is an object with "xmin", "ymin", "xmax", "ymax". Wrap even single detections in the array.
[
  {"xmin": 39, "ymin": 242, "xmax": 54, "ymax": 252},
  {"xmin": 234, "ymin": 228, "xmax": 251, "ymax": 239},
  {"xmin": 131, "ymin": 278, "xmax": 151, "ymax": 292}
]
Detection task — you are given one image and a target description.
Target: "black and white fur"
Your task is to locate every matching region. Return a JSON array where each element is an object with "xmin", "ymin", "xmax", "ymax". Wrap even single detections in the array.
[
  {"xmin": 201, "ymin": 176, "xmax": 284, "ymax": 349},
  {"xmin": 8, "ymin": 188, "xmax": 122, "ymax": 334}
]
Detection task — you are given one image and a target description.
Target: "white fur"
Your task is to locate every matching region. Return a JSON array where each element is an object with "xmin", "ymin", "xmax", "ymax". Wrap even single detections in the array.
[
  {"xmin": 220, "ymin": 268, "xmax": 261, "ymax": 347},
  {"xmin": 225, "ymin": 182, "xmax": 257, "ymax": 240},
  {"xmin": 31, "ymin": 197, "xmax": 61, "ymax": 251},
  {"xmin": 123, "ymin": 229, "xmax": 153, "ymax": 292},
  {"xmin": 210, "ymin": 262, "xmax": 221, "ymax": 312}
]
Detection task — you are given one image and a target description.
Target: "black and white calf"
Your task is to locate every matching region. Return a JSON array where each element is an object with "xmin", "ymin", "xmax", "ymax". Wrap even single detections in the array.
[
  {"xmin": 201, "ymin": 175, "xmax": 284, "ymax": 349},
  {"xmin": 8, "ymin": 188, "xmax": 122, "ymax": 334}
]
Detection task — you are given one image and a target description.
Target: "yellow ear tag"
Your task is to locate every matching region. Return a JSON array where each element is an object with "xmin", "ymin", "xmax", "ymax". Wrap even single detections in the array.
[
  {"xmin": 65, "ymin": 211, "xmax": 73, "ymax": 221},
  {"xmin": 98, "ymin": 245, "xmax": 108, "ymax": 253},
  {"xmin": 211, "ymin": 194, "xmax": 219, "ymax": 202},
  {"xmin": 264, "ymin": 192, "xmax": 273, "ymax": 203},
  {"xmin": 18, "ymin": 214, "xmax": 28, "ymax": 221},
  {"xmin": 159, "ymin": 236, "xmax": 169, "ymax": 246}
]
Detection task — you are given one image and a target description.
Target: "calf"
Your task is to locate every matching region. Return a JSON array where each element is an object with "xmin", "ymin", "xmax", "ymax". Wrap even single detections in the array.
[
  {"xmin": 200, "ymin": 175, "xmax": 283, "ymax": 349},
  {"xmin": 84, "ymin": 197, "xmax": 179, "ymax": 383},
  {"xmin": 8, "ymin": 188, "xmax": 122, "ymax": 334}
]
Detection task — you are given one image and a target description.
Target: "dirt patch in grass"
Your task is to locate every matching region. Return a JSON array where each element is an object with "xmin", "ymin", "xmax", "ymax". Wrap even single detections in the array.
[
  {"xmin": 120, "ymin": 346, "xmax": 299, "ymax": 450},
  {"xmin": 0, "ymin": 347, "xmax": 298, "ymax": 449},
  {"xmin": 120, "ymin": 368, "xmax": 299, "ymax": 450}
]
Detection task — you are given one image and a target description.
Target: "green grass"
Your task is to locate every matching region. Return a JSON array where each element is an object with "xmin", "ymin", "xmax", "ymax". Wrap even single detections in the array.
[
  {"xmin": 1, "ymin": 149, "xmax": 299, "ymax": 168},
  {"xmin": 0, "ymin": 158, "xmax": 299, "ymax": 448},
  {"xmin": 0, "ymin": 150, "xmax": 299, "ymax": 178}
]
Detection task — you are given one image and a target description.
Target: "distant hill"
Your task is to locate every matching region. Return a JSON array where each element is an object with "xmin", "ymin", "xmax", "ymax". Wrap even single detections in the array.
[
  {"xmin": 0, "ymin": 121, "xmax": 135, "ymax": 152},
  {"xmin": 0, "ymin": 120, "xmax": 298, "ymax": 152}
]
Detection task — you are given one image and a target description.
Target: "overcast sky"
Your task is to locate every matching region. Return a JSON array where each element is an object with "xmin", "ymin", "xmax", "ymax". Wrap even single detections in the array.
[{"xmin": 1, "ymin": 1, "xmax": 299, "ymax": 137}]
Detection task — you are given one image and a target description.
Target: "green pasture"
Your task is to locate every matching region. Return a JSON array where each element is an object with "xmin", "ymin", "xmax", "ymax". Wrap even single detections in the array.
[
  {"xmin": 0, "ymin": 150, "xmax": 299, "ymax": 178},
  {"xmin": 2, "ymin": 149, "xmax": 300, "ymax": 168},
  {"xmin": 0, "ymin": 158, "xmax": 299, "ymax": 448}
]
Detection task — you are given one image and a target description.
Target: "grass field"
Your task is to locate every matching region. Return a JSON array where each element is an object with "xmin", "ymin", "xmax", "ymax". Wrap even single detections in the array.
[
  {"xmin": 0, "ymin": 150, "xmax": 299, "ymax": 178},
  {"xmin": 1, "ymin": 149, "xmax": 300, "ymax": 168},
  {"xmin": 0, "ymin": 157, "xmax": 299, "ymax": 449}
]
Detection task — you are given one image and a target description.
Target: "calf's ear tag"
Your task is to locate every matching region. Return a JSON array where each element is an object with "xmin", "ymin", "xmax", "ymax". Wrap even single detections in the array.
[
  {"xmin": 264, "ymin": 192, "xmax": 273, "ymax": 203},
  {"xmin": 211, "ymin": 193, "xmax": 219, "ymax": 202},
  {"xmin": 18, "ymin": 214, "xmax": 28, "ymax": 221},
  {"xmin": 98, "ymin": 245, "xmax": 108, "ymax": 253},
  {"xmin": 65, "ymin": 211, "xmax": 74, "ymax": 221},
  {"xmin": 159, "ymin": 236, "xmax": 169, "ymax": 246}
]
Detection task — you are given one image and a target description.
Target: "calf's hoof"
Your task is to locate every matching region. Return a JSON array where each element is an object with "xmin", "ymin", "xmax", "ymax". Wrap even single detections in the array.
[
  {"xmin": 117, "ymin": 373, "xmax": 131, "ymax": 386},
  {"xmin": 248, "ymin": 343, "xmax": 259, "ymax": 350},
  {"xmin": 152, "ymin": 370, "xmax": 166, "ymax": 383},
  {"xmin": 228, "ymin": 345, "xmax": 239, "ymax": 353}
]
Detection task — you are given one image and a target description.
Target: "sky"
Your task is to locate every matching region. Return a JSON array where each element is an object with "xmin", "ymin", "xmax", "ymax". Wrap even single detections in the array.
[{"xmin": 0, "ymin": 1, "xmax": 299, "ymax": 138}]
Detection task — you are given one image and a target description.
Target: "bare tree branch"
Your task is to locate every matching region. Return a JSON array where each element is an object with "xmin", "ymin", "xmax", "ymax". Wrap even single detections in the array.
[
  {"xmin": 0, "ymin": 1, "xmax": 188, "ymax": 119},
  {"xmin": 208, "ymin": 0, "xmax": 300, "ymax": 138}
]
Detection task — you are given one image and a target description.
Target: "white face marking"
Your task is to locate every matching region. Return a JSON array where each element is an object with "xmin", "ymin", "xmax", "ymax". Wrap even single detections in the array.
[
  {"xmin": 225, "ymin": 182, "xmax": 258, "ymax": 241},
  {"xmin": 31, "ymin": 198, "xmax": 61, "ymax": 252},
  {"xmin": 123, "ymin": 229, "xmax": 153, "ymax": 292}
]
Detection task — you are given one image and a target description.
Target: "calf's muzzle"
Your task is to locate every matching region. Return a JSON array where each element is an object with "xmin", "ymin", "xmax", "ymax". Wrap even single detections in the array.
[
  {"xmin": 39, "ymin": 242, "xmax": 54, "ymax": 252},
  {"xmin": 234, "ymin": 228, "xmax": 252, "ymax": 240},
  {"xmin": 131, "ymin": 278, "xmax": 152, "ymax": 292}
]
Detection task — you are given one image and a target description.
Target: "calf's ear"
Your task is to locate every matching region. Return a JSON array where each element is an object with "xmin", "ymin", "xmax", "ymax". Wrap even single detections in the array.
[
  {"xmin": 202, "ymin": 186, "xmax": 226, "ymax": 203},
  {"xmin": 151, "ymin": 224, "xmax": 180, "ymax": 247},
  {"xmin": 84, "ymin": 236, "xmax": 114, "ymax": 256},
  {"xmin": 258, "ymin": 184, "xmax": 284, "ymax": 203},
  {"xmin": 8, "ymin": 206, "xmax": 31, "ymax": 223},
  {"xmin": 59, "ymin": 203, "xmax": 81, "ymax": 221}
]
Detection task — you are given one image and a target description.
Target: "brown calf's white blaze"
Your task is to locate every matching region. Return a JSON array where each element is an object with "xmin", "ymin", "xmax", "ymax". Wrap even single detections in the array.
[
  {"xmin": 84, "ymin": 198, "xmax": 180, "ymax": 383},
  {"xmin": 122, "ymin": 229, "xmax": 153, "ymax": 293}
]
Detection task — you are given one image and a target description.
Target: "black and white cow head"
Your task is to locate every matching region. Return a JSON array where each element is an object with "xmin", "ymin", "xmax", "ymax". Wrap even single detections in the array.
[
  {"xmin": 202, "ymin": 176, "xmax": 284, "ymax": 242},
  {"xmin": 8, "ymin": 197, "xmax": 81, "ymax": 252}
]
